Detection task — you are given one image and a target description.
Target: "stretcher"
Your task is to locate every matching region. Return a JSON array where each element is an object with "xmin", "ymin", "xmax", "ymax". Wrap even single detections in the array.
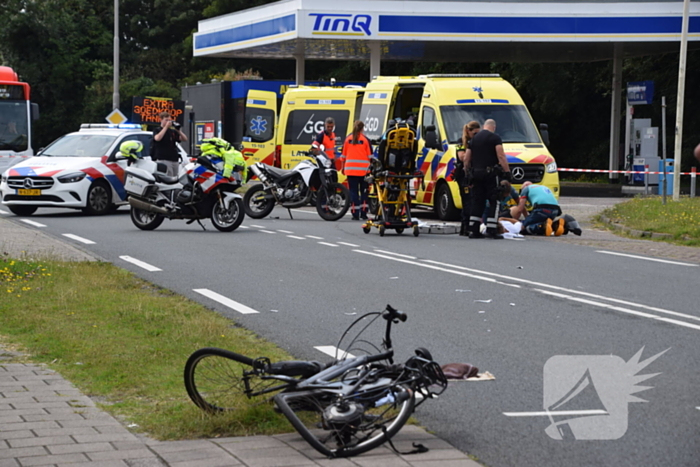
[{"xmin": 362, "ymin": 123, "xmax": 423, "ymax": 237}]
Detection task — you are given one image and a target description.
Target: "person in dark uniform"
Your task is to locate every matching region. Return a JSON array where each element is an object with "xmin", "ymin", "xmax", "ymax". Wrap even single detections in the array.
[
  {"xmin": 462, "ymin": 119, "xmax": 511, "ymax": 239},
  {"xmin": 456, "ymin": 121, "xmax": 481, "ymax": 236},
  {"xmin": 152, "ymin": 111, "xmax": 187, "ymax": 176}
]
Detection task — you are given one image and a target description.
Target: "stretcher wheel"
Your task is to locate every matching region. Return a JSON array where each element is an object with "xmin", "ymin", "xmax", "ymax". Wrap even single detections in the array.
[
  {"xmin": 396, "ymin": 228, "xmax": 404, "ymax": 235},
  {"xmin": 379, "ymin": 225, "xmax": 386, "ymax": 237},
  {"xmin": 413, "ymin": 226, "xmax": 420, "ymax": 237},
  {"xmin": 362, "ymin": 225, "xmax": 371, "ymax": 234}
]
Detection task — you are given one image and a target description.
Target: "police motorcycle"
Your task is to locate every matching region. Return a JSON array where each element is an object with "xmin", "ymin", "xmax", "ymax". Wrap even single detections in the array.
[
  {"xmin": 121, "ymin": 139, "xmax": 246, "ymax": 232},
  {"xmin": 243, "ymin": 145, "xmax": 351, "ymax": 221}
]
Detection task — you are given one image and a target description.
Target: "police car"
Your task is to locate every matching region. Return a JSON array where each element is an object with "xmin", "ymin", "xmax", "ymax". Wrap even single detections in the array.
[{"xmin": 0, "ymin": 124, "xmax": 185, "ymax": 216}]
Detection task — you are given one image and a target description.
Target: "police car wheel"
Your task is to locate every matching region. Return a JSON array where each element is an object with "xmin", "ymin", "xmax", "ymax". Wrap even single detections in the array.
[
  {"xmin": 83, "ymin": 181, "xmax": 112, "ymax": 215},
  {"xmin": 8, "ymin": 205, "xmax": 38, "ymax": 217}
]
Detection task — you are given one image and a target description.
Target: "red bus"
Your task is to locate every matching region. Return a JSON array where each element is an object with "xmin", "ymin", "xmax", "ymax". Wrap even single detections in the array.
[{"xmin": 0, "ymin": 66, "xmax": 39, "ymax": 172}]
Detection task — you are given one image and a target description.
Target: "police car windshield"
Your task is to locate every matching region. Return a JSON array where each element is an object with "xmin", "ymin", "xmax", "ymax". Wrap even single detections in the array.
[
  {"xmin": 440, "ymin": 105, "xmax": 541, "ymax": 144},
  {"xmin": 39, "ymin": 134, "xmax": 116, "ymax": 157}
]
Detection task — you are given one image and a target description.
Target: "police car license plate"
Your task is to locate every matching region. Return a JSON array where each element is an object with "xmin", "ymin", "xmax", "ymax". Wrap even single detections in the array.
[
  {"xmin": 125, "ymin": 175, "xmax": 147, "ymax": 195},
  {"xmin": 18, "ymin": 189, "xmax": 41, "ymax": 196}
]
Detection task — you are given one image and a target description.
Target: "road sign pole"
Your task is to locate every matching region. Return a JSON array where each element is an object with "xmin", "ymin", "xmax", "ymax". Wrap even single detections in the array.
[{"xmin": 672, "ymin": 0, "xmax": 691, "ymax": 201}]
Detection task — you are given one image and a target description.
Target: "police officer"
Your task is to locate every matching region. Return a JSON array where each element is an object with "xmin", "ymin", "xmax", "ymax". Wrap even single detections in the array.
[{"xmin": 462, "ymin": 119, "xmax": 511, "ymax": 239}]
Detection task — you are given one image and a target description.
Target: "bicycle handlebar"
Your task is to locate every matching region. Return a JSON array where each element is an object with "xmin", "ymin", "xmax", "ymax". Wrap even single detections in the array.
[{"xmin": 383, "ymin": 304, "xmax": 407, "ymax": 322}]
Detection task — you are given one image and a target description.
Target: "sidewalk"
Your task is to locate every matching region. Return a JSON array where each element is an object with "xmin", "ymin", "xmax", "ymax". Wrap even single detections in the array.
[{"xmin": 0, "ymin": 215, "xmax": 480, "ymax": 467}]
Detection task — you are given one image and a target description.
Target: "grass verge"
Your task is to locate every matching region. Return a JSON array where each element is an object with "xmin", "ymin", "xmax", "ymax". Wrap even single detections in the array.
[
  {"xmin": 0, "ymin": 255, "xmax": 296, "ymax": 440},
  {"xmin": 599, "ymin": 196, "xmax": 700, "ymax": 246}
]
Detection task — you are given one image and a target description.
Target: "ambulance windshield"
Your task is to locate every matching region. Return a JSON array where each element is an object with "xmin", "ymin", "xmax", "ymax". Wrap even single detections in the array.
[{"xmin": 440, "ymin": 105, "xmax": 541, "ymax": 144}]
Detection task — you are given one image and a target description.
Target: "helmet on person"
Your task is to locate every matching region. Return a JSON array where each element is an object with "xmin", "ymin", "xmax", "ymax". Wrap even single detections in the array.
[{"xmin": 119, "ymin": 140, "xmax": 143, "ymax": 159}]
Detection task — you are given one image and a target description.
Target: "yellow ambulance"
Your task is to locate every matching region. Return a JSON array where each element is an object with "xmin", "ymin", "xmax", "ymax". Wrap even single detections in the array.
[
  {"xmin": 358, "ymin": 74, "xmax": 559, "ymax": 220},
  {"xmin": 241, "ymin": 86, "xmax": 364, "ymax": 172}
]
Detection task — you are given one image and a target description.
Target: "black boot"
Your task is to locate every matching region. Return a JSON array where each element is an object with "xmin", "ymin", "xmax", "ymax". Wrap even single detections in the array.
[{"xmin": 459, "ymin": 221, "xmax": 468, "ymax": 236}]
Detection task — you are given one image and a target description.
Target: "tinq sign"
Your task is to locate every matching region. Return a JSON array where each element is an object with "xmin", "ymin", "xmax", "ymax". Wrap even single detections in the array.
[{"xmin": 309, "ymin": 13, "xmax": 372, "ymax": 36}]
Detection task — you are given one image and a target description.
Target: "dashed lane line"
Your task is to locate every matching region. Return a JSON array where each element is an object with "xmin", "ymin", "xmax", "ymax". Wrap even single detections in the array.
[
  {"xmin": 260, "ymin": 230, "xmax": 276, "ymax": 234},
  {"xmin": 306, "ymin": 235, "xmax": 324, "ymax": 240},
  {"xmin": 119, "ymin": 256, "xmax": 162, "ymax": 272},
  {"xmin": 0, "ymin": 209, "xmax": 9, "ymax": 215},
  {"xmin": 287, "ymin": 235, "xmax": 306, "ymax": 240},
  {"xmin": 62, "ymin": 234, "xmax": 95, "ymax": 245},
  {"xmin": 596, "ymin": 250, "xmax": 699, "ymax": 267},
  {"xmin": 338, "ymin": 242, "xmax": 360, "ymax": 247},
  {"xmin": 318, "ymin": 242, "xmax": 339, "ymax": 247},
  {"xmin": 249, "ymin": 225, "xmax": 265, "ymax": 229},
  {"xmin": 277, "ymin": 230, "xmax": 294, "ymax": 234},
  {"xmin": 193, "ymin": 289, "xmax": 260, "ymax": 314},
  {"xmin": 374, "ymin": 249, "xmax": 416, "ymax": 260},
  {"xmin": 20, "ymin": 219, "xmax": 46, "ymax": 228}
]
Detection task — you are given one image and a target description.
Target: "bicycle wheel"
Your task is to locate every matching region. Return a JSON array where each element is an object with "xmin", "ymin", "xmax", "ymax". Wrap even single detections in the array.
[
  {"xmin": 274, "ymin": 383, "xmax": 415, "ymax": 458},
  {"xmin": 184, "ymin": 347, "xmax": 274, "ymax": 413}
]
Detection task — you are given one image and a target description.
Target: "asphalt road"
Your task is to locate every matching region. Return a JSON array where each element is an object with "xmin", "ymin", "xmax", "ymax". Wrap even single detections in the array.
[{"xmin": 2, "ymin": 201, "xmax": 699, "ymax": 467}]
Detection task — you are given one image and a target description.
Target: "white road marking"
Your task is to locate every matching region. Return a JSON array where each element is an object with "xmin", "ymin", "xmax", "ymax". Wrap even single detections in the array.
[
  {"xmin": 277, "ymin": 230, "xmax": 294, "ymax": 234},
  {"xmin": 422, "ymin": 260, "xmax": 700, "ymax": 323},
  {"xmin": 20, "ymin": 219, "xmax": 46, "ymax": 228},
  {"xmin": 0, "ymin": 209, "xmax": 9, "ymax": 215},
  {"xmin": 62, "ymin": 234, "xmax": 95, "ymax": 244},
  {"xmin": 119, "ymin": 256, "xmax": 162, "ymax": 272},
  {"xmin": 287, "ymin": 235, "xmax": 306, "ymax": 240},
  {"xmin": 596, "ymin": 250, "xmax": 699, "ymax": 267},
  {"xmin": 374, "ymin": 249, "xmax": 417, "ymax": 259},
  {"xmin": 239, "ymin": 225, "xmax": 250, "ymax": 229},
  {"xmin": 306, "ymin": 235, "xmax": 324, "ymax": 240},
  {"xmin": 338, "ymin": 242, "xmax": 360, "ymax": 247},
  {"xmin": 352, "ymin": 251, "xmax": 700, "ymax": 331},
  {"xmin": 318, "ymin": 242, "xmax": 339, "ymax": 247},
  {"xmin": 260, "ymin": 230, "xmax": 276, "ymax": 234},
  {"xmin": 249, "ymin": 225, "xmax": 265, "ymax": 228},
  {"xmin": 535, "ymin": 289, "xmax": 700, "ymax": 332},
  {"xmin": 314, "ymin": 346, "xmax": 356, "ymax": 359},
  {"xmin": 504, "ymin": 410, "xmax": 608, "ymax": 417},
  {"xmin": 193, "ymin": 289, "xmax": 259, "ymax": 314}
]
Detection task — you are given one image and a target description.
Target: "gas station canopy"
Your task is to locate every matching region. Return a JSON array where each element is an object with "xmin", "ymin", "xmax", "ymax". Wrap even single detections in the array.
[{"xmin": 193, "ymin": 0, "xmax": 700, "ymax": 63}]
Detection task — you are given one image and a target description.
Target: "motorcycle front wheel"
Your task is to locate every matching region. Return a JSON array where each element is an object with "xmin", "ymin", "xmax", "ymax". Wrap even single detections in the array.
[
  {"xmin": 316, "ymin": 182, "xmax": 351, "ymax": 221},
  {"xmin": 211, "ymin": 198, "xmax": 245, "ymax": 232},
  {"xmin": 243, "ymin": 184, "xmax": 275, "ymax": 219},
  {"xmin": 130, "ymin": 206, "xmax": 164, "ymax": 231},
  {"xmin": 274, "ymin": 384, "xmax": 415, "ymax": 458}
]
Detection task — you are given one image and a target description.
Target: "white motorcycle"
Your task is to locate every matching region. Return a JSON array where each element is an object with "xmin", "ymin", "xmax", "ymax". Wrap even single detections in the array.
[
  {"xmin": 243, "ymin": 149, "xmax": 350, "ymax": 221},
  {"xmin": 123, "ymin": 155, "xmax": 245, "ymax": 232}
]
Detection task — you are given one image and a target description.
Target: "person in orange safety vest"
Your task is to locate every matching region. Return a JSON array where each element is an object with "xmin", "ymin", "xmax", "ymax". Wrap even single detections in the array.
[
  {"xmin": 341, "ymin": 120, "xmax": 373, "ymax": 220},
  {"xmin": 311, "ymin": 117, "xmax": 339, "ymax": 165}
]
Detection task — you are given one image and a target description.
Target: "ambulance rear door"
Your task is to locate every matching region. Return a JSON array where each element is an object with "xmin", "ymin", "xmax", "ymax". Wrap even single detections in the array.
[
  {"xmin": 242, "ymin": 90, "xmax": 277, "ymax": 166},
  {"xmin": 358, "ymin": 84, "xmax": 396, "ymax": 144}
]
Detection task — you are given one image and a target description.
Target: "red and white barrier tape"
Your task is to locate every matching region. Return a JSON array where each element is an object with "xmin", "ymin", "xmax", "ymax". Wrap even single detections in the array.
[{"xmin": 558, "ymin": 168, "xmax": 697, "ymax": 176}]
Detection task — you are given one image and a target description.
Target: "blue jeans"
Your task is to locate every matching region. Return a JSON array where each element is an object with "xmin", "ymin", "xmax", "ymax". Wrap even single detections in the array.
[
  {"xmin": 522, "ymin": 206, "xmax": 561, "ymax": 235},
  {"xmin": 347, "ymin": 176, "xmax": 368, "ymax": 217}
]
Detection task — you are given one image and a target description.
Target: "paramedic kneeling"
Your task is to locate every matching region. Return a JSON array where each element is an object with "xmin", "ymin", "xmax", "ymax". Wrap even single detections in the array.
[{"xmin": 518, "ymin": 181, "xmax": 564, "ymax": 236}]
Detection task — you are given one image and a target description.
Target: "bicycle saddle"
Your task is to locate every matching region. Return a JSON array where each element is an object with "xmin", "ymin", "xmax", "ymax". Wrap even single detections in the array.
[{"xmin": 268, "ymin": 360, "xmax": 324, "ymax": 378}]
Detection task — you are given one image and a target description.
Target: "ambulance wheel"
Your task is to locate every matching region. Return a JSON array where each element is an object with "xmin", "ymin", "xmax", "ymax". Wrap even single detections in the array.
[
  {"xmin": 8, "ymin": 206, "xmax": 38, "ymax": 216},
  {"xmin": 379, "ymin": 225, "xmax": 386, "ymax": 237},
  {"xmin": 83, "ymin": 180, "xmax": 113, "ymax": 215},
  {"xmin": 395, "ymin": 228, "xmax": 404, "ymax": 235},
  {"xmin": 435, "ymin": 183, "xmax": 460, "ymax": 221},
  {"xmin": 362, "ymin": 226, "xmax": 371, "ymax": 234},
  {"xmin": 243, "ymin": 184, "xmax": 275, "ymax": 219},
  {"xmin": 413, "ymin": 226, "xmax": 420, "ymax": 237}
]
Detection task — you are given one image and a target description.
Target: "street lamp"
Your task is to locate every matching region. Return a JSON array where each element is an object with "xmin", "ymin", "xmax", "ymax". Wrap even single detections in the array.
[
  {"xmin": 672, "ymin": 0, "xmax": 690, "ymax": 201},
  {"xmin": 112, "ymin": 0, "xmax": 120, "ymax": 110}
]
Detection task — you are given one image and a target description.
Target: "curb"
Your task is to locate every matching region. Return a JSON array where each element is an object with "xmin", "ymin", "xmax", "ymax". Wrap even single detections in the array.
[{"xmin": 597, "ymin": 214, "xmax": 674, "ymax": 240}]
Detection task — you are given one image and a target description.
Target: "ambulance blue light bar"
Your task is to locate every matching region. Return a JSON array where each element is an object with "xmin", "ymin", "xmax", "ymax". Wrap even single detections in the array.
[{"xmin": 456, "ymin": 99, "xmax": 509, "ymax": 104}]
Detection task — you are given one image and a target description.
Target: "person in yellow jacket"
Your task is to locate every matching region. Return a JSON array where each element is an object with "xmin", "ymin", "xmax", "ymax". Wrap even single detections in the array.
[
  {"xmin": 200, "ymin": 138, "xmax": 247, "ymax": 181},
  {"xmin": 341, "ymin": 121, "xmax": 373, "ymax": 220}
]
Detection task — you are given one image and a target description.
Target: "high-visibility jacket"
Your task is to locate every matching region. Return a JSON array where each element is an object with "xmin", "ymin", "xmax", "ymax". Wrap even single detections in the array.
[
  {"xmin": 341, "ymin": 134, "xmax": 372, "ymax": 176},
  {"xmin": 312, "ymin": 130, "xmax": 337, "ymax": 160}
]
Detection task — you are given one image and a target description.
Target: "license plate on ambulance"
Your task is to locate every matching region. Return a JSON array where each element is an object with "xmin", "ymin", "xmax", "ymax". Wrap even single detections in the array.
[{"xmin": 18, "ymin": 189, "xmax": 41, "ymax": 196}]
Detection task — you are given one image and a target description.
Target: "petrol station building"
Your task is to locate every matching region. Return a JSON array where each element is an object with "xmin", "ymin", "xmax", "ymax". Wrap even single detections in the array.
[{"xmin": 191, "ymin": 0, "xmax": 700, "ymax": 176}]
